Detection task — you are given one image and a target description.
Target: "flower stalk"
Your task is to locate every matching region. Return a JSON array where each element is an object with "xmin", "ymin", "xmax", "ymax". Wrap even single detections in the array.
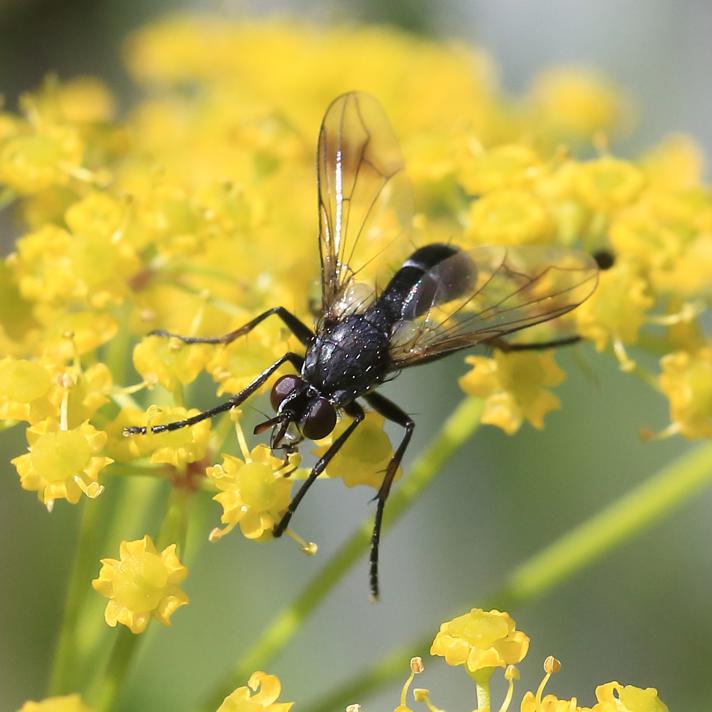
[{"xmin": 48, "ymin": 498, "xmax": 105, "ymax": 695}]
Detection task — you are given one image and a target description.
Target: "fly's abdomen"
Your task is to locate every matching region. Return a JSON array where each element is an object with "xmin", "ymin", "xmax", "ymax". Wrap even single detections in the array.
[{"xmin": 378, "ymin": 243, "xmax": 475, "ymax": 320}]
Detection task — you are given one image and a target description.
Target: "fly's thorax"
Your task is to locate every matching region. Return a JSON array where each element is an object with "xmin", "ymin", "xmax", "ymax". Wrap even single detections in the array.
[{"xmin": 303, "ymin": 312, "xmax": 392, "ymax": 401}]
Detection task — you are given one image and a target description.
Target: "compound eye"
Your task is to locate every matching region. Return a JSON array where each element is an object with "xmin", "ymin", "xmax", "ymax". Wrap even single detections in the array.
[
  {"xmin": 301, "ymin": 397, "xmax": 337, "ymax": 440},
  {"xmin": 270, "ymin": 375, "xmax": 302, "ymax": 411}
]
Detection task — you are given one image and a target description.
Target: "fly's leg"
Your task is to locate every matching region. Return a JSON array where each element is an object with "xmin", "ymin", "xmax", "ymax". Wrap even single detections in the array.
[
  {"xmin": 150, "ymin": 306, "xmax": 314, "ymax": 346},
  {"xmin": 123, "ymin": 353, "xmax": 304, "ymax": 435},
  {"xmin": 363, "ymin": 392, "xmax": 415, "ymax": 602},
  {"xmin": 273, "ymin": 401, "xmax": 365, "ymax": 537},
  {"xmin": 489, "ymin": 335, "xmax": 582, "ymax": 352}
]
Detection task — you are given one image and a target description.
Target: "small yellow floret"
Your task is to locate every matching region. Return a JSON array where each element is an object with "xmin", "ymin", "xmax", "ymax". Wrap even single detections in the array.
[
  {"xmin": 122, "ymin": 405, "xmax": 212, "ymax": 467},
  {"xmin": 467, "ymin": 189, "xmax": 553, "ymax": 245},
  {"xmin": 520, "ymin": 691, "xmax": 587, "ymax": 712},
  {"xmin": 11, "ymin": 419, "xmax": 111, "ymax": 508},
  {"xmin": 575, "ymin": 261, "xmax": 653, "ymax": 352},
  {"xmin": 593, "ymin": 681, "xmax": 668, "ymax": 712},
  {"xmin": 92, "ymin": 535, "xmax": 188, "ymax": 634},
  {"xmin": 0, "ymin": 357, "xmax": 54, "ymax": 422},
  {"xmin": 575, "ymin": 157, "xmax": 645, "ymax": 213},
  {"xmin": 430, "ymin": 608, "xmax": 529, "ymax": 674},
  {"xmin": 458, "ymin": 143, "xmax": 541, "ymax": 195},
  {"xmin": 0, "ymin": 123, "xmax": 83, "ymax": 194},
  {"xmin": 459, "ymin": 351, "xmax": 565, "ymax": 434},
  {"xmin": 659, "ymin": 346, "xmax": 712, "ymax": 439},
  {"xmin": 217, "ymin": 671, "xmax": 293, "ymax": 712},
  {"xmin": 18, "ymin": 693, "xmax": 92, "ymax": 712},
  {"xmin": 528, "ymin": 67, "xmax": 629, "ymax": 142},
  {"xmin": 207, "ymin": 445, "xmax": 297, "ymax": 541},
  {"xmin": 313, "ymin": 411, "xmax": 399, "ymax": 489},
  {"xmin": 133, "ymin": 335, "xmax": 211, "ymax": 391}
]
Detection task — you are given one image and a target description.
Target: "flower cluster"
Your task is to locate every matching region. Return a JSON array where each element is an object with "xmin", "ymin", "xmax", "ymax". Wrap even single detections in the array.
[
  {"xmin": 0, "ymin": 15, "xmax": 704, "ymax": 524},
  {"xmin": 0, "ymin": 16, "xmax": 708, "ymax": 705},
  {"xmin": 393, "ymin": 608, "xmax": 667, "ymax": 712}
]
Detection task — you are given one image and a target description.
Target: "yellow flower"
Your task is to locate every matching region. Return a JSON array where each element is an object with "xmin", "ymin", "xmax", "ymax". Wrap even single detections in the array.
[
  {"xmin": 206, "ymin": 313, "xmax": 294, "ymax": 396},
  {"xmin": 466, "ymin": 189, "xmax": 554, "ymax": 245},
  {"xmin": 639, "ymin": 134, "xmax": 704, "ymax": 191},
  {"xmin": 54, "ymin": 77, "xmax": 116, "ymax": 125},
  {"xmin": 532, "ymin": 160, "xmax": 591, "ymax": 245},
  {"xmin": 217, "ymin": 671, "xmax": 293, "ymax": 712},
  {"xmin": 207, "ymin": 444, "xmax": 297, "ymax": 541},
  {"xmin": 64, "ymin": 191, "xmax": 125, "ymax": 238},
  {"xmin": 0, "ymin": 122, "xmax": 83, "ymax": 194},
  {"xmin": 575, "ymin": 261, "xmax": 653, "ymax": 352},
  {"xmin": 18, "ymin": 694, "xmax": 92, "ymax": 712},
  {"xmin": 92, "ymin": 535, "xmax": 188, "ymax": 634},
  {"xmin": 312, "ymin": 411, "xmax": 400, "ymax": 489},
  {"xmin": 520, "ymin": 692, "xmax": 590, "ymax": 712},
  {"xmin": 458, "ymin": 143, "xmax": 542, "ymax": 195},
  {"xmin": 459, "ymin": 351, "xmax": 565, "ymax": 434},
  {"xmin": 64, "ymin": 362, "xmax": 114, "ymax": 425},
  {"xmin": 123, "ymin": 405, "xmax": 212, "ymax": 467},
  {"xmin": 592, "ymin": 682, "xmax": 667, "ymax": 712},
  {"xmin": 133, "ymin": 335, "xmax": 212, "ymax": 391},
  {"xmin": 0, "ymin": 357, "xmax": 55, "ymax": 422},
  {"xmin": 659, "ymin": 346, "xmax": 712, "ymax": 439},
  {"xmin": 575, "ymin": 157, "xmax": 645, "ymax": 214},
  {"xmin": 10, "ymin": 220, "xmax": 139, "ymax": 308},
  {"xmin": 0, "ymin": 260, "xmax": 39, "ymax": 354},
  {"xmin": 527, "ymin": 67, "xmax": 629, "ymax": 142},
  {"xmin": 0, "ymin": 357, "xmax": 112, "ymax": 426},
  {"xmin": 35, "ymin": 307, "xmax": 118, "ymax": 360},
  {"xmin": 11, "ymin": 419, "xmax": 111, "ymax": 509},
  {"xmin": 430, "ymin": 608, "xmax": 529, "ymax": 674}
]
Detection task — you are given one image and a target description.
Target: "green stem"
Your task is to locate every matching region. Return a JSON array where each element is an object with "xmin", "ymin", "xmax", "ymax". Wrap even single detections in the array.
[
  {"xmin": 0, "ymin": 186, "xmax": 17, "ymax": 212},
  {"xmin": 48, "ymin": 499, "xmax": 105, "ymax": 695},
  {"xmin": 105, "ymin": 301, "xmax": 132, "ymax": 385},
  {"xmin": 88, "ymin": 484, "xmax": 193, "ymax": 710},
  {"xmin": 202, "ymin": 397, "xmax": 484, "ymax": 710},
  {"xmin": 94, "ymin": 627, "xmax": 140, "ymax": 712},
  {"xmin": 310, "ymin": 441, "xmax": 712, "ymax": 712},
  {"xmin": 473, "ymin": 668, "xmax": 493, "ymax": 712}
]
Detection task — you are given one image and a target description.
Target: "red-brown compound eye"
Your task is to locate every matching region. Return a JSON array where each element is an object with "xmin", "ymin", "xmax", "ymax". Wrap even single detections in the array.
[
  {"xmin": 270, "ymin": 375, "xmax": 302, "ymax": 411},
  {"xmin": 301, "ymin": 397, "xmax": 337, "ymax": 440}
]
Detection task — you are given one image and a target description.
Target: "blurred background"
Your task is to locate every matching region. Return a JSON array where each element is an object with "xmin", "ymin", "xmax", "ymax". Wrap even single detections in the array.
[{"xmin": 1, "ymin": 1, "xmax": 710, "ymax": 710}]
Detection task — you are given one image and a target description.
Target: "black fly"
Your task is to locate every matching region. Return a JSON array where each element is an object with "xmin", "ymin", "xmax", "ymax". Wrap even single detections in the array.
[{"xmin": 125, "ymin": 92, "xmax": 598, "ymax": 599}]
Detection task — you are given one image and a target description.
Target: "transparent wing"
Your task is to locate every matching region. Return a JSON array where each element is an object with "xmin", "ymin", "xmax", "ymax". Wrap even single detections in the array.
[
  {"xmin": 317, "ymin": 92, "xmax": 414, "ymax": 318},
  {"xmin": 389, "ymin": 245, "xmax": 599, "ymax": 366}
]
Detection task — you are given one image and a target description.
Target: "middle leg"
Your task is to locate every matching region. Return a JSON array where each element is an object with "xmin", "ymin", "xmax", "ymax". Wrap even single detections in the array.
[{"xmin": 363, "ymin": 391, "xmax": 415, "ymax": 601}]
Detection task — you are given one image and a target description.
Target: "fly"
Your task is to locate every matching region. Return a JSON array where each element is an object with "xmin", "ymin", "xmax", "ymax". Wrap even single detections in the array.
[{"xmin": 125, "ymin": 92, "xmax": 599, "ymax": 599}]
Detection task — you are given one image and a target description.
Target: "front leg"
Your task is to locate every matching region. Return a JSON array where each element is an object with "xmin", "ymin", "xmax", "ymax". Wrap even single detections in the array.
[
  {"xmin": 124, "ymin": 352, "xmax": 304, "ymax": 435},
  {"xmin": 150, "ymin": 306, "xmax": 314, "ymax": 347},
  {"xmin": 363, "ymin": 391, "xmax": 415, "ymax": 601},
  {"xmin": 273, "ymin": 401, "xmax": 365, "ymax": 537}
]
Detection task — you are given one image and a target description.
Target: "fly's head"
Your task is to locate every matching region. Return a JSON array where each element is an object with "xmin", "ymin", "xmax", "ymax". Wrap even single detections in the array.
[{"xmin": 254, "ymin": 374, "xmax": 337, "ymax": 451}]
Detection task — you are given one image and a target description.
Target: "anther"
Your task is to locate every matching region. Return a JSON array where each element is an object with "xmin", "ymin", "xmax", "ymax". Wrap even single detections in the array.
[{"xmin": 286, "ymin": 529, "xmax": 318, "ymax": 556}]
